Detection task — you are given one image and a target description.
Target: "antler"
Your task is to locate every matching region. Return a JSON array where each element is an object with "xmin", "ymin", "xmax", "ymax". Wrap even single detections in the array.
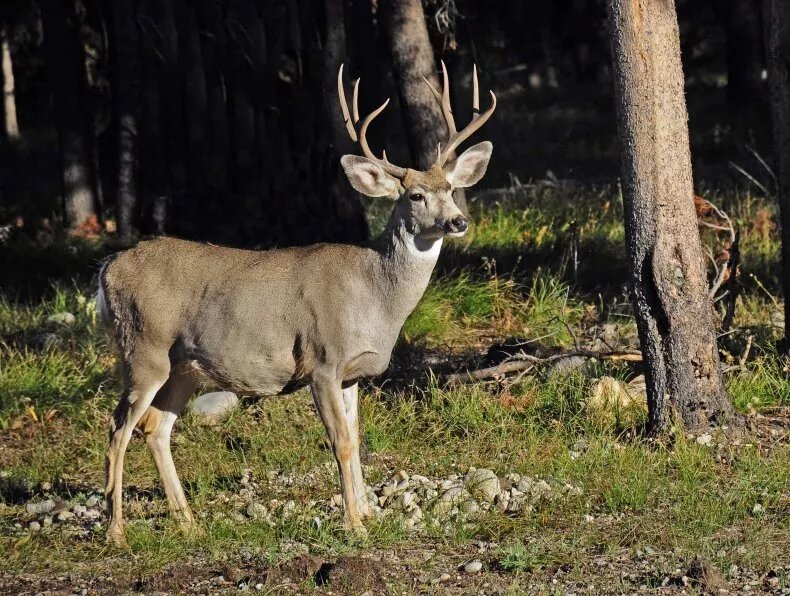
[
  {"xmin": 423, "ymin": 61, "xmax": 497, "ymax": 167},
  {"xmin": 338, "ymin": 64, "xmax": 407, "ymax": 179}
]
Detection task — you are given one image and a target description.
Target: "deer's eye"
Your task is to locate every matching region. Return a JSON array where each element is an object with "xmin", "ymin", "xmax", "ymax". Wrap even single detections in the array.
[{"xmin": 410, "ymin": 193, "xmax": 425, "ymax": 202}]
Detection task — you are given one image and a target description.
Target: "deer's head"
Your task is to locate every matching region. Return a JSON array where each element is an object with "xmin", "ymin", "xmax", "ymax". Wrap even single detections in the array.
[{"xmin": 337, "ymin": 63, "xmax": 496, "ymax": 240}]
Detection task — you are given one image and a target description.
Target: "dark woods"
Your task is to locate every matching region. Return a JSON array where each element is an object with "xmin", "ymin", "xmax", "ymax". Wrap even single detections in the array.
[{"xmin": 0, "ymin": 0, "xmax": 768, "ymax": 248}]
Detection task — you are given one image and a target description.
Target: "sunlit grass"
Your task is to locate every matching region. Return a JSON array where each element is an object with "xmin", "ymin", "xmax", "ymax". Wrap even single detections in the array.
[{"xmin": 0, "ymin": 188, "xmax": 787, "ymax": 585}]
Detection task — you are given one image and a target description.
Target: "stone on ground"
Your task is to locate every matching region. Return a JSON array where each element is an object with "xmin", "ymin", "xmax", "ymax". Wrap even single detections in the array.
[{"xmin": 189, "ymin": 391, "xmax": 239, "ymax": 424}]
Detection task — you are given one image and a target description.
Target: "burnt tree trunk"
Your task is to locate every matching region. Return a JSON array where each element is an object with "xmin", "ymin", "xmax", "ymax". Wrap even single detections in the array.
[
  {"xmin": 726, "ymin": 0, "xmax": 764, "ymax": 105},
  {"xmin": 196, "ymin": 0, "xmax": 230, "ymax": 192},
  {"xmin": 606, "ymin": 0, "xmax": 735, "ymax": 433},
  {"xmin": 111, "ymin": 0, "xmax": 140, "ymax": 242},
  {"xmin": 138, "ymin": 0, "xmax": 169, "ymax": 234},
  {"xmin": 322, "ymin": 0, "xmax": 368, "ymax": 242},
  {"xmin": 40, "ymin": 0, "xmax": 100, "ymax": 232},
  {"xmin": 381, "ymin": 0, "xmax": 467, "ymax": 214},
  {"xmin": 764, "ymin": 0, "xmax": 790, "ymax": 351}
]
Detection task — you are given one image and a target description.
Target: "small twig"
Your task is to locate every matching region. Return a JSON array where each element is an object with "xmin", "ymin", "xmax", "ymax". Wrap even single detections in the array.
[
  {"xmin": 739, "ymin": 334, "xmax": 753, "ymax": 368},
  {"xmin": 728, "ymin": 161, "xmax": 769, "ymax": 194}
]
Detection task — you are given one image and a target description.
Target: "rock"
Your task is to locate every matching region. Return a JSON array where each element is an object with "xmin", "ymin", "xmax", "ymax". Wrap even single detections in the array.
[
  {"xmin": 281, "ymin": 500, "xmax": 296, "ymax": 518},
  {"xmin": 381, "ymin": 480, "xmax": 398, "ymax": 498},
  {"xmin": 246, "ymin": 502, "xmax": 268, "ymax": 519},
  {"xmin": 85, "ymin": 495, "xmax": 101, "ymax": 508},
  {"xmin": 696, "ymin": 433, "xmax": 713, "ymax": 446},
  {"xmin": 57, "ymin": 510, "xmax": 73, "ymax": 521},
  {"xmin": 189, "ymin": 392, "xmax": 239, "ymax": 424},
  {"xmin": 547, "ymin": 355, "xmax": 589, "ymax": 378},
  {"xmin": 28, "ymin": 521, "xmax": 41, "ymax": 531},
  {"xmin": 464, "ymin": 469, "xmax": 500, "ymax": 502},
  {"xmin": 585, "ymin": 376, "xmax": 647, "ymax": 426},
  {"xmin": 25, "ymin": 499, "xmax": 55, "ymax": 515},
  {"xmin": 46, "ymin": 312, "xmax": 76, "ymax": 326},
  {"xmin": 464, "ymin": 560, "xmax": 483, "ymax": 574},
  {"xmin": 432, "ymin": 486, "xmax": 470, "ymax": 518},
  {"xmin": 399, "ymin": 491, "xmax": 415, "ymax": 509},
  {"xmin": 460, "ymin": 499, "xmax": 480, "ymax": 515},
  {"xmin": 42, "ymin": 515, "xmax": 53, "ymax": 527},
  {"xmin": 439, "ymin": 573, "xmax": 451, "ymax": 582},
  {"xmin": 394, "ymin": 470, "xmax": 409, "ymax": 482},
  {"xmin": 516, "ymin": 477, "xmax": 533, "ymax": 493}
]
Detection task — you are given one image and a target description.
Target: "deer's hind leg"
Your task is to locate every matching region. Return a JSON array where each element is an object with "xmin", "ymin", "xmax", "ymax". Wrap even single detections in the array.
[
  {"xmin": 138, "ymin": 363, "xmax": 202, "ymax": 532},
  {"xmin": 105, "ymin": 350, "xmax": 170, "ymax": 546}
]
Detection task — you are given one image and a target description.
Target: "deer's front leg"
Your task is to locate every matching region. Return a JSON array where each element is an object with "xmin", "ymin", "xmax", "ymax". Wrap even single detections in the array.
[
  {"xmin": 311, "ymin": 375, "xmax": 366, "ymax": 533},
  {"xmin": 342, "ymin": 383, "xmax": 373, "ymax": 519}
]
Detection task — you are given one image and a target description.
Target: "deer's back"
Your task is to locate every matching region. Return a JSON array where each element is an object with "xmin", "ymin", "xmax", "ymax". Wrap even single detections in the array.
[{"xmin": 100, "ymin": 237, "xmax": 394, "ymax": 395}]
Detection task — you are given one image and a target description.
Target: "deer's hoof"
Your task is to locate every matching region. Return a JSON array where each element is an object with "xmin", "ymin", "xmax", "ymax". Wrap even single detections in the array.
[{"xmin": 106, "ymin": 524, "xmax": 127, "ymax": 548}]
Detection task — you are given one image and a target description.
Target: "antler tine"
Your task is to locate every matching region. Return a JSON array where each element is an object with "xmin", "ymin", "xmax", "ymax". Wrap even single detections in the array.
[
  {"xmin": 337, "ymin": 65, "xmax": 407, "ymax": 178},
  {"xmin": 437, "ymin": 89, "xmax": 497, "ymax": 167},
  {"xmin": 352, "ymin": 78, "xmax": 360, "ymax": 124},
  {"xmin": 337, "ymin": 64, "xmax": 358, "ymax": 142},
  {"xmin": 472, "ymin": 64, "xmax": 480, "ymax": 121},
  {"xmin": 439, "ymin": 60, "xmax": 456, "ymax": 133},
  {"xmin": 358, "ymin": 99, "xmax": 408, "ymax": 178}
]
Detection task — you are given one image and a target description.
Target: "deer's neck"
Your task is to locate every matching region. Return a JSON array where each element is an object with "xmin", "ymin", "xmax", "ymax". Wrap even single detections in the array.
[{"xmin": 372, "ymin": 214, "xmax": 442, "ymax": 321}]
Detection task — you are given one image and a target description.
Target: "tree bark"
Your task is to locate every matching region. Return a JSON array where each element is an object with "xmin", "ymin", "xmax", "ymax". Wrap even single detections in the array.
[
  {"xmin": 381, "ymin": 0, "xmax": 467, "ymax": 214},
  {"xmin": 606, "ymin": 0, "xmax": 735, "ymax": 433},
  {"xmin": 40, "ymin": 0, "xmax": 100, "ymax": 232},
  {"xmin": 726, "ymin": 0, "xmax": 764, "ymax": 105},
  {"xmin": 196, "ymin": 0, "xmax": 230, "ymax": 192},
  {"xmin": 226, "ymin": 0, "xmax": 257, "ymax": 197},
  {"xmin": 137, "ymin": 0, "xmax": 169, "ymax": 235},
  {"xmin": 764, "ymin": 0, "xmax": 790, "ymax": 351},
  {"xmin": 1, "ymin": 23, "xmax": 19, "ymax": 140},
  {"xmin": 381, "ymin": 0, "xmax": 442, "ymax": 170},
  {"xmin": 111, "ymin": 0, "xmax": 140, "ymax": 242}
]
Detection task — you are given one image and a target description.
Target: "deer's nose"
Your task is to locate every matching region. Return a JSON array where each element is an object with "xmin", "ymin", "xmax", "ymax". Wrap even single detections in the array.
[{"xmin": 445, "ymin": 215, "xmax": 468, "ymax": 234}]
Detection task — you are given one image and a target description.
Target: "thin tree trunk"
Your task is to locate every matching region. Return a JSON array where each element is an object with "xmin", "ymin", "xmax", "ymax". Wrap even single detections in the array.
[
  {"xmin": 177, "ymin": 0, "xmax": 208, "ymax": 197},
  {"xmin": 138, "ymin": 0, "xmax": 169, "ymax": 235},
  {"xmin": 40, "ymin": 0, "xmax": 99, "ymax": 232},
  {"xmin": 726, "ymin": 0, "xmax": 764, "ymax": 105},
  {"xmin": 196, "ymin": 0, "xmax": 230, "ymax": 192},
  {"xmin": 226, "ymin": 0, "xmax": 257, "ymax": 196},
  {"xmin": 322, "ymin": 0, "xmax": 368, "ymax": 243},
  {"xmin": 606, "ymin": 0, "xmax": 735, "ymax": 433},
  {"xmin": 764, "ymin": 0, "xmax": 790, "ymax": 351},
  {"xmin": 381, "ymin": 0, "xmax": 467, "ymax": 214},
  {"xmin": 161, "ymin": 0, "xmax": 187, "ymax": 206},
  {"xmin": 112, "ymin": 0, "xmax": 140, "ymax": 242},
  {"xmin": 1, "ymin": 23, "xmax": 19, "ymax": 140}
]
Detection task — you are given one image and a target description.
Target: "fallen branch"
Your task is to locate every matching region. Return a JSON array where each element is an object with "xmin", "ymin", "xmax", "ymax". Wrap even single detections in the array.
[{"xmin": 443, "ymin": 348, "xmax": 643, "ymax": 384}]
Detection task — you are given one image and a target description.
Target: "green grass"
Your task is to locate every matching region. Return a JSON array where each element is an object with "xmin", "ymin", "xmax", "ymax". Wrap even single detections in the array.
[{"xmin": 0, "ymin": 188, "xmax": 788, "ymax": 590}]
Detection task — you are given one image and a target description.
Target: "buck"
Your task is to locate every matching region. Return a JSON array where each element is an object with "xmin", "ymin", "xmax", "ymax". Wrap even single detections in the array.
[{"xmin": 97, "ymin": 62, "xmax": 496, "ymax": 545}]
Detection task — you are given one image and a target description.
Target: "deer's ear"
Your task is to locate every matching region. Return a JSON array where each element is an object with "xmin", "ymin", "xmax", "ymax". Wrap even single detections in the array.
[
  {"xmin": 445, "ymin": 141, "xmax": 493, "ymax": 188},
  {"xmin": 341, "ymin": 155, "xmax": 400, "ymax": 198}
]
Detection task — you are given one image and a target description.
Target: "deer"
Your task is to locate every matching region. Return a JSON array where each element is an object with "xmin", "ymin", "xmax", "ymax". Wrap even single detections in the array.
[{"xmin": 96, "ymin": 61, "xmax": 496, "ymax": 546}]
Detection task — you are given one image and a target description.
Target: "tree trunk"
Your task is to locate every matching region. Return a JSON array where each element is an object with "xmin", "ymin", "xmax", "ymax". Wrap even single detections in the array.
[
  {"xmin": 606, "ymin": 0, "xmax": 735, "ymax": 433},
  {"xmin": 137, "ymin": 0, "xmax": 169, "ymax": 235},
  {"xmin": 196, "ymin": 0, "xmax": 230, "ymax": 192},
  {"xmin": 40, "ymin": 0, "xmax": 100, "ymax": 232},
  {"xmin": 322, "ymin": 0, "xmax": 369, "ymax": 243},
  {"xmin": 1, "ymin": 23, "xmax": 19, "ymax": 140},
  {"xmin": 381, "ymin": 0, "xmax": 467, "ymax": 214},
  {"xmin": 764, "ymin": 0, "xmax": 790, "ymax": 351},
  {"xmin": 726, "ymin": 0, "xmax": 764, "ymax": 105},
  {"xmin": 226, "ymin": 0, "xmax": 257, "ymax": 197},
  {"xmin": 111, "ymin": 0, "xmax": 140, "ymax": 242},
  {"xmin": 177, "ymin": 0, "xmax": 208, "ymax": 197}
]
